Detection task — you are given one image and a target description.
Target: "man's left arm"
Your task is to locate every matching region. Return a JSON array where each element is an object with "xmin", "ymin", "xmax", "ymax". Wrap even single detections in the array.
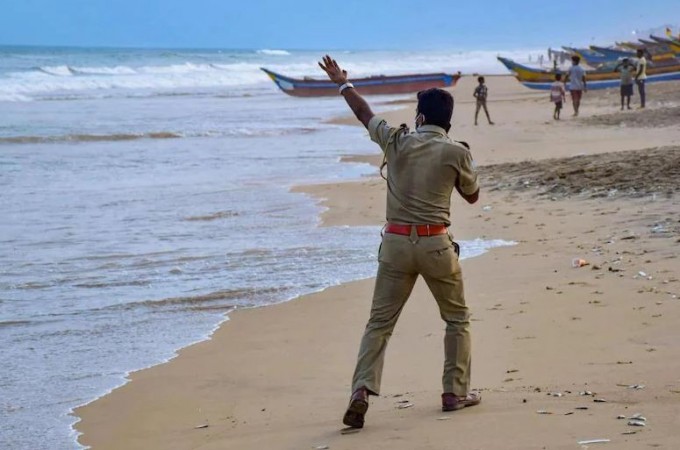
[{"xmin": 318, "ymin": 55, "xmax": 374, "ymax": 129}]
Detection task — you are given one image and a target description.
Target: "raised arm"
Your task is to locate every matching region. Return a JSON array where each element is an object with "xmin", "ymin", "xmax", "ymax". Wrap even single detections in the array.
[{"xmin": 318, "ymin": 55, "xmax": 374, "ymax": 128}]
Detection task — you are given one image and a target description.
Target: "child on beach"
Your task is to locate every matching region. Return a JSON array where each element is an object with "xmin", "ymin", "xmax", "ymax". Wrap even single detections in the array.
[
  {"xmin": 614, "ymin": 58, "xmax": 635, "ymax": 110},
  {"xmin": 550, "ymin": 73, "xmax": 566, "ymax": 120},
  {"xmin": 473, "ymin": 76, "xmax": 494, "ymax": 125}
]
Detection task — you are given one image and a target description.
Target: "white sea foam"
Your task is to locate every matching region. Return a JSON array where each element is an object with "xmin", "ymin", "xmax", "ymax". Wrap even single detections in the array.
[
  {"xmin": 38, "ymin": 65, "xmax": 74, "ymax": 76},
  {"xmin": 71, "ymin": 65, "xmax": 137, "ymax": 75},
  {"xmin": 256, "ymin": 49, "xmax": 291, "ymax": 56},
  {"xmin": 0, "ymin": 49, "xmax": 541, "ymax": 101},
  {"xmin": 0, "ymin": 92, "xmax": 32, "ymax": 102},
  {"xmin": 0, "ymin": 63, "xmax": 266, "ymax": 100}
]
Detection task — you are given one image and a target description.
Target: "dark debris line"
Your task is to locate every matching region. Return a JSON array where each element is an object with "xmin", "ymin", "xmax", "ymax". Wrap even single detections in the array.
[{"xmin": 479, "ymin": 146, "xmax": 680, "ymax": 199}]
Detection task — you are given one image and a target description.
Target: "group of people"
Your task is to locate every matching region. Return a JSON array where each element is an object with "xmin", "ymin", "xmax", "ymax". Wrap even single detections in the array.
[
  {"xmin": 549, "ymin": 50, "xmax": 648, "ymax": 119},
  {"xmin": 474, "ymin": 48, "xmax": 650, "ymax": 126},
  {"xmin": 613, "ymin": 49, "xmax": 648, "ymax": 110}
]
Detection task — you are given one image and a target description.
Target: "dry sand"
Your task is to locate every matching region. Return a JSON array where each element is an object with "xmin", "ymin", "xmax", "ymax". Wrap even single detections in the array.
[{"xmin": 75, "ymin": 76, "xmax": 680, "ymax": 449}]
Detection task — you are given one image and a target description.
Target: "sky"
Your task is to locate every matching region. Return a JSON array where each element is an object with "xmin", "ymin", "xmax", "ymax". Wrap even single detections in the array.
[{"xmin": 0, "ymin": 0, "xmax": 677, "ymax": 50}]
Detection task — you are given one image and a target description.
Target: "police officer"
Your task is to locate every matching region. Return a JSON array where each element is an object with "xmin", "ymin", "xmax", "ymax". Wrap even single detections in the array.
[{"xmin": 318, "ymin": 56, "xmax": 482, "ymax": 429}]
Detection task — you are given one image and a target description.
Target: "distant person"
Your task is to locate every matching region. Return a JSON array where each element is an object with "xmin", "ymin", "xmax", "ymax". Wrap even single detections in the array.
[
  {"xmin": 635, "ymin": 49, "xmax": 647, "ymax": 108},
  {"xmin": 539, "ymin": 54, "xmax": 544, "ymax": 66},
  {"xmin": 317, "ymin": 55, "xmax": 482, "ymax": 429},
  {"xmin": 473, "ymin": 76, "xmax": 494, "ymax": 126},
  {"xmin": 614, "ymin": 58, "xmax": 635, "ymax": 110},
  {"xmin": 550, "ymin": 73, "xmax": 566, "ymax": 120},
  {"xmin": 564, "ymin": 55, "xmax": 587, "ymax": 116}
]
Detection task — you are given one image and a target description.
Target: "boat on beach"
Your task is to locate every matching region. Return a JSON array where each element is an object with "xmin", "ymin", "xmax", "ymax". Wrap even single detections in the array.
[
  {"xmin": 649, "ymin": 35, "xmax": 680, "ymax": 53},
  {"xmin": 261, "ymin": 68, "xmax": 462, "ymax": 97},
  {"xmin": 497, "ymin": 56, "xmax": 680, "ymax": 90},
  {"xmin": 561, "ymin": 46, "xmax": 611, "ymax": 65},
  {"xmin": 588, "ymin": 46, "xmax": 637, "ymax": 61},
  {"xmin": 564, "ymin": 43, "xmax": 677, "ymax": 67}
]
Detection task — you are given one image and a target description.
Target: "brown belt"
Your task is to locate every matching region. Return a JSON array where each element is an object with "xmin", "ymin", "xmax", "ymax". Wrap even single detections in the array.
[{"xmin": 385, "ymin": 223, "xmax": 448, "ymax": 237}]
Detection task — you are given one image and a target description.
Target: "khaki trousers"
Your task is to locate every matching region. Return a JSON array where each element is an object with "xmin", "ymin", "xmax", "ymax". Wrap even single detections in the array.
[{"xmin": 351, "ymin": 229, "xmax": 471, "ymax": 397}]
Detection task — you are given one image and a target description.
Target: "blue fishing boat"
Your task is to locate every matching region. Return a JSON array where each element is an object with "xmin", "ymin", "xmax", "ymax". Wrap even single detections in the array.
[
  {"xmin": 261, "ymin": 68, "xmax": 462, "ymax": 97},
  {"xmin": 497, "ymin": 56, "xmax": 680, "ymax": 90}
]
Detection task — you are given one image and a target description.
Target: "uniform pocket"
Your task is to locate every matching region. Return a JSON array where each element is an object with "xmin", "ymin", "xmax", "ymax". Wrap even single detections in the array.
[
  {"xmin": 378, "ymin": 234, "xmax": 413, "ymax": 272},
  {"xmin": 419, "ymin": 237, "xmax": 460, "ymax": 278}
]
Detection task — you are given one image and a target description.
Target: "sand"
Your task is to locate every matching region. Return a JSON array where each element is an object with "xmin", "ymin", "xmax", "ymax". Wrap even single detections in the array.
[{"xmin": 75, "ymin": 76, "xmax": 680, "ymax": 449}]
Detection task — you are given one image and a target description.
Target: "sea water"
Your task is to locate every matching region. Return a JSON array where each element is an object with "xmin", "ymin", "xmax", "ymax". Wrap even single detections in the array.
[{"xmin": 0, "ymin": 47, "xmax": 516, "ymax": 449}]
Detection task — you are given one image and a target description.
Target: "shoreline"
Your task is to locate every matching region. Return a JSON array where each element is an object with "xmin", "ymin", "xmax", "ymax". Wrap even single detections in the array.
[
  {"xmin": 74, "ymin": 78, "xmax": 680, "ymax": 449},
  {"xmin": 65, "ymin": 93, "xmax": 417, "ymax": 446}
]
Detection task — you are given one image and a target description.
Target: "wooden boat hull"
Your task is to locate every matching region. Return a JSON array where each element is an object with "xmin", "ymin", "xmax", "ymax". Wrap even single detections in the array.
[
  {"xmin": 649, "ymin": 35, "xmax": 680, "ymax": 54},
  {"xmin": 562, "ymin": 46, "xmax": 611, "ymax": 65},
  {"xmin": 565, "ymin": 44, "xmax": 677, "ymax": 66},
  {"xmin": 588, "ymin": 46, "xmax": 635, "ymax": 60},
  {"xmin": 497, "ymin": 56, "xmax": 680, "ymax": 90},
  {"xmin": 261, "ymin": 68, "xmax": 461, "ymax": 97}
]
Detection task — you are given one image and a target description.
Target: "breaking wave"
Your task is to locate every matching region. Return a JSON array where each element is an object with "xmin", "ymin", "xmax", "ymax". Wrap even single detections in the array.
[
  {"xmin": 37, "ymin": 65, "xmax": 75, "ymax": 76},
  {"xmin": 0, "ymin": 62, "xmax": 275, "ymax": 102},
  {"xmin": 0, "ymin": 126, "xmax": 321, "ymax": 145},
  {"xmin": 70, "ymin": 65, "xmax": 138, "ymax": 75},
  {"xmin": 256, "ymin": 49, "xmax": 291, "ymax": 56},
  {"xmin": 100, "ymin": 286, "xmax": 288, "ymax": 312},
  {"xmin": 0, "ymin": 132, "xmax": 182, "ymax": 144},
  {"xmin": 0, "ymin": 48, "xmax": 541, "ymax": 102}
]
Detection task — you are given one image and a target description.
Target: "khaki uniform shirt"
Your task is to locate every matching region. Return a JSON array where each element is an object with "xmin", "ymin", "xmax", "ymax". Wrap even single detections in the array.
[{"xmin": 368, "ymin": 116, "xmax": 479, "ymax": 227}]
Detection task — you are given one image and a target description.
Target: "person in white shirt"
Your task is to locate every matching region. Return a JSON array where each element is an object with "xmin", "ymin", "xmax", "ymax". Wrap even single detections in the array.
[
  {"xmin": 635, "ymin": 49, "xmax": 647, "ymax": 108},
  {"xmin": 564, "ymin": 55, "xmax": 587, "ymax": 116},
  {"xmin": 549, "ymin": 73, "xmax": 567, "ymax": 120}
]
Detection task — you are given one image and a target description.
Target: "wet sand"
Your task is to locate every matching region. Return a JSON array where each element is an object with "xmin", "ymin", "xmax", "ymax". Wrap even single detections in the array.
[{"xmin": 75, "ymin": 76, "xmax": 680, "ymax": 449}]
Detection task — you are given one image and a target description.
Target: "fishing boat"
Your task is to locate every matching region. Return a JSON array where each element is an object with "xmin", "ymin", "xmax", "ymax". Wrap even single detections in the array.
[
  {"xmin": 565, "ymin": 44, "xmax": 674, "ymax": 66},
  {"xmin": 561, "ymin": 46, "xmax": 610, "ymax": 65},
  {"xmin": 649, "ymin": 35, "xmax": 680, "ymax": 53},
  {"xmin": 261, "ymin": 68, "xmax": 462, "ymax": 97},
  {"xmin": 637, "ymin": 39, "xmax": 678, "ymax": 58},
  {"xmin": 497, "ymin": 56, "xmax": 680, "ymax": 90},
  {"xmin": 588, "ymin": 45, "xmax": 637, "ymax": 60},
  {"xmin": 590, "ymin": 39, "xmax": 680, "ymax": 61},
  {"xmin": 616, "ymin": 41, "xmax": 643, "ymax": 50}
]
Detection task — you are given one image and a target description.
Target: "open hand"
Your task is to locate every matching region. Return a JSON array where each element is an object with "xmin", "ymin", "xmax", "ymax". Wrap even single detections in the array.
[{"xmin": 318, "ymin": 55, "xmax": 348, "ymax": 85}]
